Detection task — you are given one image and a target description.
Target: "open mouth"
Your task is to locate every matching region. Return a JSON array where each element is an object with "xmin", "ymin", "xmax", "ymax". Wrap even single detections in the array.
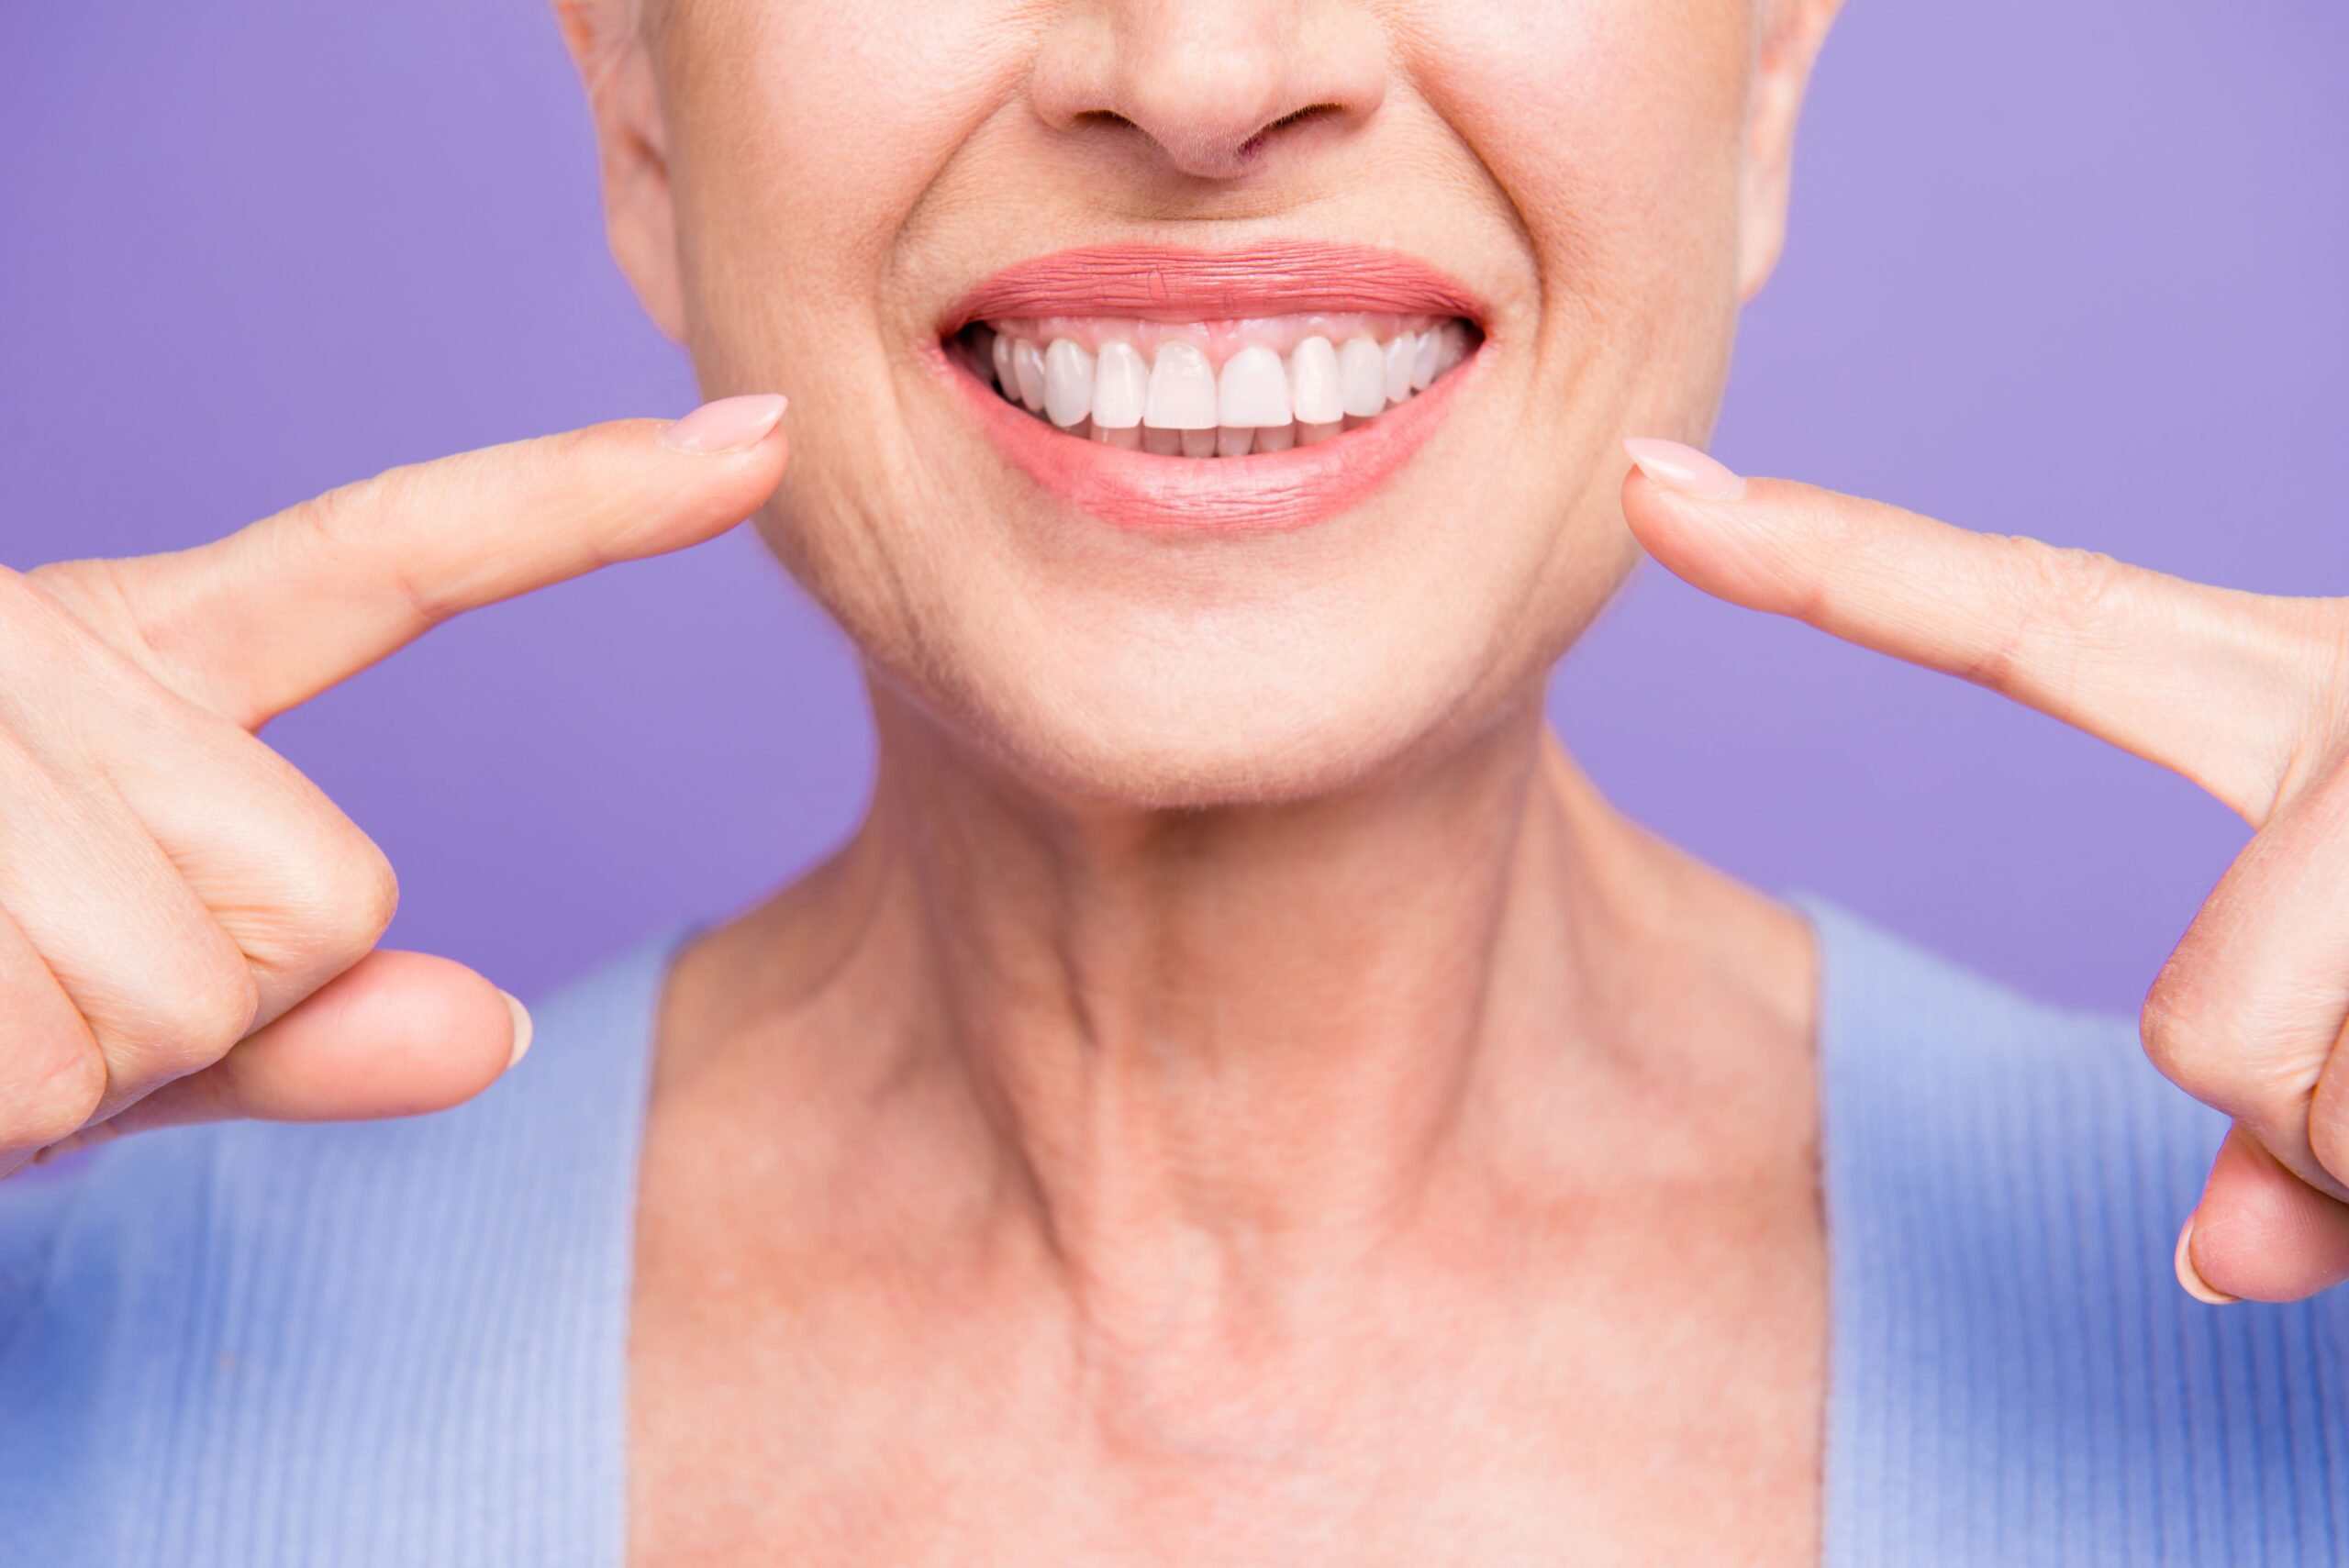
[
  {"xmin": 933, "ymin": 243, "xmax": 1487, "ymax": 533},
  {"xmin": 947, "ymin": 314, "xmax": 1476, "ymax": 457}
]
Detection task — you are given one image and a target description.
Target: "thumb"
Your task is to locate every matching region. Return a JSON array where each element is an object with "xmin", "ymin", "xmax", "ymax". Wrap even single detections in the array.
[
  {"xmin": 2177, "ymin": 1123, "xmax": 2349, "ymax": 1304},
  {"xmin": 36, "ymin": 950, "xmax": 529, "ymax": 1154}
]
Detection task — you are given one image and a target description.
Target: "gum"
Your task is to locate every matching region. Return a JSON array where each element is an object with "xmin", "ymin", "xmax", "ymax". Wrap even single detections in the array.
[{"xmin": 978, "ymin": 312, "xmax": 1452, "ymax": 362}]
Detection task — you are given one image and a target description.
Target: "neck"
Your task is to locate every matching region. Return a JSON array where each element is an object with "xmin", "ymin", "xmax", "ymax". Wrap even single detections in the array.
[
  {"xmin": 849, "ymin": 687, "xmax": 1634, "ymax": 1258},
  {"xmin": 665, "ymin": 680, "xmax": 1810, "ymax": 1358}
]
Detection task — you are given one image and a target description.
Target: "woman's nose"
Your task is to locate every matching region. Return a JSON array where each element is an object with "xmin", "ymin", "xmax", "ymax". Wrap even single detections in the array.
[{"xmin": 1030, "ymin": 0, "xmax": 1389, "ymax": 182}]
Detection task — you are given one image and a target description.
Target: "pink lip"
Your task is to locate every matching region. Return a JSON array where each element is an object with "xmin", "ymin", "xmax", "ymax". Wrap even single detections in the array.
[
  {"xmin": 941, "ymin": 242, "xmax": 1486, "ymax": 328},
  {"xmin": 932, "ymin": 243, "xmax": 1486, "ymax": 534}
]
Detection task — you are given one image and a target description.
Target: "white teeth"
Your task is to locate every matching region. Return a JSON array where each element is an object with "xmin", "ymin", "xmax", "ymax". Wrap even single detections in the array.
[
  {"xmin": 1288, "ymin": 337, "xmax": 1343, "ymax": 425},
  {"xmin": 977, "ymin": 317, "xmax": 1472, "ymax": 455},
  {"xmin": 1338, "ymin": 336, "xmax": 1387, "ymax": 418},
  {"xmin": 1091, "ymin": 340, "xmax": 1147, "ymax": 429},
  {"xmin": 1411, "ymin": 329, "xmax": 1442, "ymax": 392},
  {"xmin": 1012, "ymin": 340, "xmax": 1047, "ymax": 413},
  {"xmin": 1042, "ymin": 339, "xmax": 1095, "ymax": 428},
  {"xmin": 1384, "ymin": 334, "xmax": 1417, "ymax": 405},
  {"xmin": 1216, "ymin": 345, "xmax": 1292, "ymax": 428},
  {"xmin": 1143, "ymin": 341, "xmax": 1219, "ymax": 430},
  {"xmin": 1434, "ymin": 322, "xmax": 1469, "ymax": 376}
]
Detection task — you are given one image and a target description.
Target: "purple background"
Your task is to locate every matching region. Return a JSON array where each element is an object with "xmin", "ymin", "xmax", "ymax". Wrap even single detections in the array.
[{"xmin": 2, "ymin": 2, "xmax": 2343, "ymax": 1013}]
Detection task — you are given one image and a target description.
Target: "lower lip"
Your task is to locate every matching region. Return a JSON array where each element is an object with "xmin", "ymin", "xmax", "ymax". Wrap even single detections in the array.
[{"xmin": 929, "ymin": 340, "xmax": 1479, "ymax": 535}]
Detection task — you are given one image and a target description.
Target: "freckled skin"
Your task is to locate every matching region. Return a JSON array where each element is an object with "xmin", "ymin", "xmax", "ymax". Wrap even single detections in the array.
[{"xmin": 554, "ymin": 1, "xmax": 1843, "ymax": 1562}]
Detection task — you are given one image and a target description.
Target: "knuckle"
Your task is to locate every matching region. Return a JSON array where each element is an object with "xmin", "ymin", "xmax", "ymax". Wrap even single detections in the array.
[
  {"xmin": 1980, "ymin": 537, "xmax": 2132, "ymax": 692},
  {"xmin": 19, "ymin": 554, "xmax": 262, "ymax": 722},
  {"xmin": 0, "ymin": 565, "xmax": 102, "ymax": 681},
  {"xmin": 1, "ymin": 1041, "xmax": 107, "ymax": 1151},
  {"xmin": 307, "ymin": 832, "xmax": 401, "ymax": 953},
  {"xmin": 2139, "ymin": 979, "xmax": 2232, "ymax": 1105},
  {"xmin": 532, "ymin": 424, "xmax": 604, "ymax": 473},
  {"xmin": 282, "ymin": 463, "xmax": 446, "ymax": 623},
  {"xmin": 225, "ymin": 758, "xmax": 402, "ymax": 973},
  {"xmin": 20, "ymin": 557, "xmax": 173, "ymax": 682},
  {"xmin": 13, "ymin": 558, "xmax": 107, "ymax": 629},
  {"xmin": 2142, "ymin": 949, "xmax": 2326, "ymax": 1127},
  {"xmin": 519, "ymin": 429, "xmax": 629, "ymax": 550},
  {"xmin": 282, "ymin": 471, "xmax": 385, "ymax": 562},
  {"xmin": 147, "ymin": 953, "xmax": 264, "ymax": 1076},
  {"xmin": 2014, "ymin": 539, "xmax": 2132, "ymax": 624}
]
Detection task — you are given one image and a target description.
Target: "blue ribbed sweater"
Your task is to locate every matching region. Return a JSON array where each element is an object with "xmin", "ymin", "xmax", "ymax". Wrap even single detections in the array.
[{"xmin": 3, "ymin": 891, "xmax": 2344, "ymax": 1564}]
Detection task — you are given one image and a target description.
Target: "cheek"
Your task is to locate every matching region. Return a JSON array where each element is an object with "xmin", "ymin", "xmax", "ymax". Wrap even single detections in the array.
[
  {"xmin": 1408, "ymin": 0, "xmax": 1753, "ymax": 396},
  {"xmin": 653, "ymin": 0, "xmax": 1042, "ymax": 651},
  {"xmin": 642, "ymin": 0, "xmax": 1764, "ymax": 796},
  {"xmin": 656, "ymin": 0, "xmax": 1031, "ymax": 383}
]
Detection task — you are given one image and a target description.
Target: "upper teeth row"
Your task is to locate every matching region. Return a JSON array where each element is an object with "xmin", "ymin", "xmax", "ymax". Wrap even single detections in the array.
[{"xmin": 981, "ymin": 323, "xmax": 1471, "ymax": 435}]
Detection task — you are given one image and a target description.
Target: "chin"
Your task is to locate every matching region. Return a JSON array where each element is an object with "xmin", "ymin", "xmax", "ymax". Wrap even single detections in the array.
[
  {"xmin": 872, "ymin": 596, "xmax": 1537, "ymax": 812},
  {"xmin": 744, "ymin": 232, "xmax": 1655, "ymax": 811}
]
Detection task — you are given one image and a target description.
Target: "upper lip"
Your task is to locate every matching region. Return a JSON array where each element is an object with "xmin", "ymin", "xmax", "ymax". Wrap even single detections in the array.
[{"xmin": 940, "ymin": 241, "xmax": 1486, "ymax": 332}]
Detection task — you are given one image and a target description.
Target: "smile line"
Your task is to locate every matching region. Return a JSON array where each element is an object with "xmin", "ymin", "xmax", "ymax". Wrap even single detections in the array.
[{"xmin": 936, "ymin": 243, "xmax": 1486, "ymax": 533}]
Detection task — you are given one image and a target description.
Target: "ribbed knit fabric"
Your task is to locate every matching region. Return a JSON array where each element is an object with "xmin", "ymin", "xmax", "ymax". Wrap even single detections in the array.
[
  {"xmin": 0, "ymin": 927, "xmax": 672, "ymax": 1567},
  {"xmin": 2, "ymin": 892, "xmax": 2343, "ymax": 1564},
  {"xmin": 1808, "ymin": 894, "xmax": 2348, "ymax": 1565}
]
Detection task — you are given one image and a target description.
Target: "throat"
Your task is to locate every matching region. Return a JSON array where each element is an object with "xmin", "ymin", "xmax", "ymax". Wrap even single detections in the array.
[
  {"xmin": 868, "ymin": 692, "xmax": 1587, "ymax": 1284},
  {"xmin": 634, "ymin": 697, "xmax": 1826, "ymax": 1518}
]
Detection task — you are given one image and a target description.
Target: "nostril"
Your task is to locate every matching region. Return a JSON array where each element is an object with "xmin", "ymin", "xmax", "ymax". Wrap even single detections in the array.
[
  {"xmin": 1071, "ymin": 105, "xmax": 1329, "ymax": 172},
  {"xmin": 1239, "ymin": 104, "xmax": 1340, "ymax": 161}
]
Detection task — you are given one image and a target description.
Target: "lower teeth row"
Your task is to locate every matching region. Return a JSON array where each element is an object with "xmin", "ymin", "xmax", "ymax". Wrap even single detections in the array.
[{"xmin": 970, "ymin": 323, "xmax": 1472, "ymax": 457}]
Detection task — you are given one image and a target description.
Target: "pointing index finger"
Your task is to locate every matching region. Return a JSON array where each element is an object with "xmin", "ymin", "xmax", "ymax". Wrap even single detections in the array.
[
  {"xmin": 79, "ymin": 395, "xmax": 789, "ymax": 729},
  {"xmin": 1620, "ymin": 439, "xmax": 2330, "ymax": 825}
]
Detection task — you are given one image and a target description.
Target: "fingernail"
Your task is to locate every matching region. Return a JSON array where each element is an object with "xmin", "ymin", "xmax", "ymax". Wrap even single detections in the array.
[
  {"xmin": 2175, "ymin": 1214, "xmax": 2240, "ymax": 1305},
  {"xmin": 501, "ymin": 991, "xmax": 535, "ymax": 1071},
  {"xmin": 659, "ymin": 393, "xmax": 788, "ymax": 455},
  {"xmin": 1623, "ymin": 437, "xmax": 1747, "ymax": 501}
]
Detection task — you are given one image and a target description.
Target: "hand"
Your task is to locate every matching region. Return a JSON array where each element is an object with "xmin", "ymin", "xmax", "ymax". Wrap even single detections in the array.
[
  {"xmin": 0, "ymin": 395, "xmax": 790, "ymax": 1175},
  {"xmin": 1621, "ymin": 436, "xmax": 2349, "ymax": 1305}
]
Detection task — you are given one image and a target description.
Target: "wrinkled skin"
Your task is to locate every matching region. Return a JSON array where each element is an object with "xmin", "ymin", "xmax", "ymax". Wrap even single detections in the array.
[{"xmin": 14, "ymin": 0, "xmax": 2343, "ymax": 1562}]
